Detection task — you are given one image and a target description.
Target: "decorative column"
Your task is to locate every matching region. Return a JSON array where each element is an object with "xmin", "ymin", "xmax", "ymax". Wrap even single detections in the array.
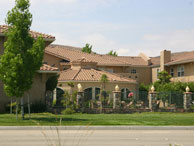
[
  {"xmin": 77, "ymin": 84, "xmax": 84, "ymax": 110},
  {"xmin": 113, "ymin": 85, "xmax": 121, "ymax": 109},
  {"xmin": 183, "ymin": 86, "xmax": 192, "ymax": 111},
  {"xmin": 149, "ymin": 85, "xmax": 157, "ymax": 111}
]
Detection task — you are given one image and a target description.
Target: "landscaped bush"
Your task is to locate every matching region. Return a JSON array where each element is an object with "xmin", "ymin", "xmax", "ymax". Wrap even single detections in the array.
[
  {"xmin": 62, "ymin": 90, "xmax": 77, "ymax": 110},
  {"xmin": 62, "ymin": 108, "xmax": 75, "ymax": 115},
  {"xmin": 4, "ymin": 101, "xmax": 20, "ymax": 114}
]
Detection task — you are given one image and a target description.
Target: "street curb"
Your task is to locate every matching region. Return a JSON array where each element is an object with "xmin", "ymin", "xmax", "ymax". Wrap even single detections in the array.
[{"xmin": 0, "ymin": 126, "xmax": 194, "ymax": 130}]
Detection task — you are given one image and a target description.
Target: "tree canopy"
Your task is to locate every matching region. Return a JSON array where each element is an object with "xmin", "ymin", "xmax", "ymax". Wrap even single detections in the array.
[
  {"xmin": 100, "ymin": 74, "xmax": 109, "ymax": 90},
  {"xmin": 46, "ymin": 75, "xmax": 59, "ymax": 91},
  {"xmin": 107, "ymin": 50, "xmax": 118, "ymax": 56},
  {"xmin": 157, "ymin": 71, "xmax": 171, "ymax": 85},
  {"xmin": 82, "ymin": 43, "xmax": 92, "ymax": 54},
  {"xmin": 0, "ymin": 0, "xmax": 45, "ymax": 98}
]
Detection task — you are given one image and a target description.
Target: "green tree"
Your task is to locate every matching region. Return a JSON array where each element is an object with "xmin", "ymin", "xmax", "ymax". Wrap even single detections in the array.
[
  {"xmin": 0, "ymin": 0, "xmax": 45, "ymax": 120},
  {"xmin": 82, "ymin": 43, "xmax": 92, "ymax": 53},
  {"xmin": 100, "ymin": 74, "xmax": 109, "ymax": 90},
  {"xmin": 107, "ymin": 50, "xmax": 118, "ymax": 56},
  {"xmin": 46, "ymin": 75, "xmax": 59, "ymax": 91},
  {"xmin": 157, "ymin": 71, "xmax": 171, "ymax": 84}
]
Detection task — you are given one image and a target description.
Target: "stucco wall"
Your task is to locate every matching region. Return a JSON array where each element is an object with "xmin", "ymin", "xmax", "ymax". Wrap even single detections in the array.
[
  {"xmin": 113, "ymin": 66, "xmax": 151, "ymax": 85},
  {"xmin": 152, "ymin": 67, "xmax": 160, "ymax": 83},
  {"xmin": 44, "ymin": 53, "xmax": 63, "ymax": 70},
  {"xmin": 0, "ymin": 74, "xmax": 49, "ymax": 113},
  {"xmin": 168, "ymin": 63, "xmax": 194, "ymax": 82}
]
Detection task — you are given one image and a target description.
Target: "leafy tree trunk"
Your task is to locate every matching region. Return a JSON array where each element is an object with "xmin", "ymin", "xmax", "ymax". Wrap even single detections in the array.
[
  {"xmin": 16, "ymin": 98, "xmax": 19, "ymax": 120},
  {"xmin": 21, "ymin": 97, "xmax": 24, "ymax": 120},
  {"xmin": 10, "ymin": 97, "xmax": 12, "ymax": 114},
  {"xmin": 27, "ymin": 92, "xmax": 31, "ymax": 119}
]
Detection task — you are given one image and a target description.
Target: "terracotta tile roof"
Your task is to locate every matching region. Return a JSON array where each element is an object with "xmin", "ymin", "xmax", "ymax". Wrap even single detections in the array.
[
  {"xmin": 150, "ymin": 57, "xmax": 160, "ymax": 66},
  {"xmin": 59, "ymin": 68, "xmax": 136, "ymax": 83},
  {"xmin": 165, "ymin": 51, "xmax": 194, "ymax": 65},
  {"xmin": 0, "ymin": 25, "xmax": 55, "ymax": 40},
  {"xmin": 110, "ymin": 56, "xmax": 148, "ymax": 66},
  {"xmin": 150, "ymin": 51, "xmax": 194, "ymax": 66},
  {"xmin": 71, "ymin": 57, "xmax": 96, "ymax": 63},
  {"xmin": 45, "ymin": 44, "xmax": 148, "ymax": 66},
  {"xmin": 40, "ymin": 64, "xmax": 59, "ymax": 71}
]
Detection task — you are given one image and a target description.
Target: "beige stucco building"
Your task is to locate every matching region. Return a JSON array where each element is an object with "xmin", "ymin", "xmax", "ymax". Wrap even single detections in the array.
[
  {"xmin": 44, "ymin": 44, "xmax": 194, "ymax": 96},
  {"xmin": 151, "ymin": 50, "xmax": 194, "ymax": 83},
  {"xmin": 58, "ymin": 58, "xmax": 138, "ymax": 100},
  {"xmin": 0, "ymin": 25, "xmax": 59, "ymax": 113}
]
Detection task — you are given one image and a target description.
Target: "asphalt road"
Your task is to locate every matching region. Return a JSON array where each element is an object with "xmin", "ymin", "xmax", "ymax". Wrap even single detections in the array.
[{"xmin": 0, "ymin": 129, "xmax": 194, "ymax": 146}]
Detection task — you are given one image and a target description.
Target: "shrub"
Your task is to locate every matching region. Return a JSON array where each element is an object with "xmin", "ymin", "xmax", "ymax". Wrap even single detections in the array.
[
  {"xmin": 62, "ymin": 108, "xmax": 75, "ymax": 115},
  {"xmin": 4, "ymin": 101, "xmax": 20, "ymax": 114},
  {"xmin": 62, "ymin": 90, "xmax": 77, "ymax": 110}
]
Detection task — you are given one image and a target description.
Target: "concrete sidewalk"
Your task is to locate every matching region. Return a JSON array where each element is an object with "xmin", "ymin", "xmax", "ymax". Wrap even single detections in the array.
[{"xmin": 1, "ymin": 126, "xmax": 194, "ymax": 130}]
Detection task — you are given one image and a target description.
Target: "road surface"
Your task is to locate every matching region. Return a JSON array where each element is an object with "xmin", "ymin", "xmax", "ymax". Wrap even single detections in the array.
[{"xmin": 0, "ymin": 129, "xmax": 194, "ymax": 146}]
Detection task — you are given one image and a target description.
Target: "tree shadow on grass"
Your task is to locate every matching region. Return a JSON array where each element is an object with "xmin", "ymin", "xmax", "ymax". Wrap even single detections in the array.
[{"xmin": 30, "ymin": 117, "xmax": 88, "ymax": 123}]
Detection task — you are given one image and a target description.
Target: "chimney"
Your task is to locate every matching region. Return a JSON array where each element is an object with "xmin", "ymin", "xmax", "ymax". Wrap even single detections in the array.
[{"xmin": 160, "ymin": 50, "xmax": 171, "ymax": 71}]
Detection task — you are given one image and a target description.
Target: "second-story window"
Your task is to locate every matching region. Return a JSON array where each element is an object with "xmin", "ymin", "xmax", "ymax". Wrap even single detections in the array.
[
  {"xmin": 157, "ymin": 68, "xmax": 160, "ymax": 79},
  {"xmin": 170, "ymin": 68, "xmax": 174, "ymax": 77},
  {"xmin": 177, "ymin": 65, "xmax": 184, "ymax": 77},
  {"xmin": 131, "ymin": 69, "xmax": 136, "ymax": 74}
]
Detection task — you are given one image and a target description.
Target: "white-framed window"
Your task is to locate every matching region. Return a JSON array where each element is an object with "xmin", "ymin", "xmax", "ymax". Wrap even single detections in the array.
[
  {"xmin": 157, "ymin": 68, "xmax": 160, "ymax": 79},
  {"xmin": 131, "ymin": 69, "xmax": 136, "ymax": 74},
  {"xmin": 170, "ymin": 68, "xmax": 174, "ymax": 77},
  {"xmin": 178, "ymin": 65, "xmax": 184, "ymax": 77}
]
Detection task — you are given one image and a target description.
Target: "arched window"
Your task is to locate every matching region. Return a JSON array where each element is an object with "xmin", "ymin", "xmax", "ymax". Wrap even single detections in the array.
[
  {"xmin": 95, "ymin": 88, "xmax": 100, "ymax": 100},
  {"xmin": 84, "ymin": 88, "xmax": 92, "ymax": 101},
  {"xmin": 84, "ymin": 87, "xmax": 101, "ymax": 101},
  {"xmin": 121, "ymin": 88, "xmax": 131, "ymax": 101},
  {"xmin": 56, "ymin": 87, "xmax": 64, "ymax": 106}
]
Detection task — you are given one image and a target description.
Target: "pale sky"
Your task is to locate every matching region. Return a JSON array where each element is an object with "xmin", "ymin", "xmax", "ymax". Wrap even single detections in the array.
[{"xmin": 1, "ymin": 0, "xmax": 194, "ymax": 56}]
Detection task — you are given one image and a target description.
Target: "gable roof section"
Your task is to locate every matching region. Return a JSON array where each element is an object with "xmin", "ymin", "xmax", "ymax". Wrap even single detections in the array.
[
  {"xmin": 40, "ymin": 64, "xmax": 59, "ymax": 71},
  {"xmin": 38, "ymin": 64, "xmax": 59, "ymax": 73},
  {"xmin": 165, "ymin": 51, "xmax": 194, "ymax": 66},
  {"xmin": 150, "ymin": 51, "xmax": 194, "ymax": 66},
  {"xmin": 45, "ymin": 44, "xmax": 148, "ymax": 66},
  {"xmin": 59, "ymin": 68, "xmax": 136, "ymax": 83},
  {"xmin": 0, "ymin": 25, "xmax": 55, "ymax": 41}
]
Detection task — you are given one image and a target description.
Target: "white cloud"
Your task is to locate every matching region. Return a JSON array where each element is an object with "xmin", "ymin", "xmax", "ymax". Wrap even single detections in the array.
[
  {"xmin": 53, "ymin": 33, "xmax": 81, "ymax": 47},
  {"xmin": 81, "ymin": 33, "xmax": 117, "ymax": 53},
  {"xmin": 117, "ymin": 48, "xmax": 130, "ymax": 55},
  {"xmin": 141, "ymin": 29, "xmax": 194, "ymax": 56}
]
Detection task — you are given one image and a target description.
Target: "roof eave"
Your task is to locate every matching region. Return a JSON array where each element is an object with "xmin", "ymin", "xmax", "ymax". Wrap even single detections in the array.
[
  {"xmin": 45, "ymin": 51, "xmax": 70, "ymax": 61},
  {"xmin": 58, "ymin": 80, "xmax": 137, "ymax": 84},
  {"xmin": 37, "ymin": 70, "xmax": 59, "ymax": 74},
  {"xmin": 165, "ymin": 59, "xmax": 194, "ymax": 66}
]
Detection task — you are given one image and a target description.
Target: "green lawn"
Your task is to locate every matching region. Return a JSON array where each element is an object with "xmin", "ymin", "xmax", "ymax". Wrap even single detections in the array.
[{"xmin": 0, "ymin": 112, "xmax": 194, "ymax": 126}]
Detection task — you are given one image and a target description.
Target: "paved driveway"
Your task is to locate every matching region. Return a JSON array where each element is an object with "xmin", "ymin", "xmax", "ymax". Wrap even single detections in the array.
[{"xmin": 0, "ymin": 129, "xmax": 194, "ymax": 146}]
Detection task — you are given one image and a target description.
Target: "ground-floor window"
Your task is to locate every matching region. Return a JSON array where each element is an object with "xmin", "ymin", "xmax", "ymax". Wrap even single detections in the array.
[
  {"xmin": 121, "ymin": 88, "xmax": 131, "ymax": 101},
  {"xmin": 84, "ymin": 87, "xmax": 101, "ymax": 100},
  {"xmin": 84, "ymin": 87, "xmax": 93, "ymax": 101}
]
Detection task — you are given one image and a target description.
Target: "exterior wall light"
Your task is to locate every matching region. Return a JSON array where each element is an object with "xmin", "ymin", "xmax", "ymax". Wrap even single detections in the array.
[
  {"xmin": 186, "ymin": 86, "xmax": 190, "ymax": 92},
  {"xmin": 115, "ymin": 84, "xmax": 120, "ymax": 91},
  {"xmin": 77, "ymin": 83, "xmax": 83, "ymax": 92},
  {"xmin": 151, "ymin": 85, "xmax": 155, "ymax": 93}
]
